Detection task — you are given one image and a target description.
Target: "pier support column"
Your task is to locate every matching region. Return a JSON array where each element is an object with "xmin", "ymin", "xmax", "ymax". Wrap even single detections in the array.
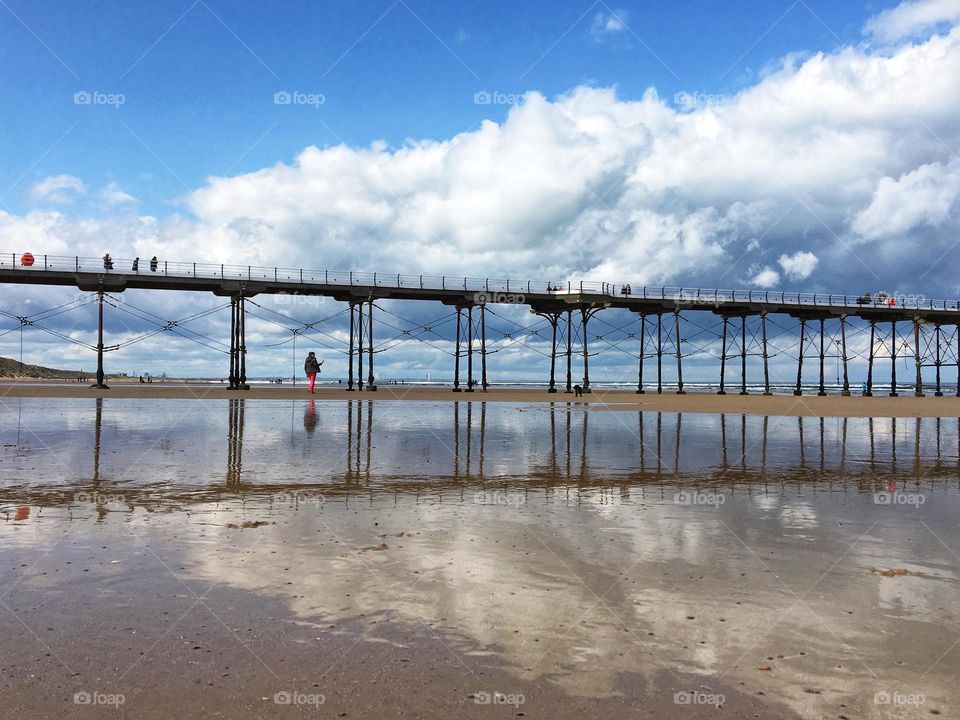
[
  {"xmin": 656, "ymin": 313, "xmax": 663, "ymax": 394},
  {"xmin": 866, "ymin": 321, "xmax": 875, "ymax": 396},
  {"xmin": 367, "ymin": 300, "xmax": 376, "ymax": 391},
  {"xmin": 739, "ymin": 315, "xmax": 748, "ymax": 395},
  {"xmin": 581, "ymin": 307, "xmax": 593, "ymax": 393},
  {"xmin": 718, "ymin": 316, "xmax": 728, "ymax": 395},
  {"xmin": 913, "ymin": 317, "xmax": 923, "ymax": 397},
  {"xmin": 91, "ymin": 289, "xmax": 109, "ymax": 389},
  {"xmin": 934, "ymin": 324, "xmax": 943, "ymax": 396},
  {"xmin": 794, "ymin": 319, "xmax": 806, "ymax": 396},
  {"xmin": 565, "ymin": 309, "xmax": 573, "ymax": 393},
  {"xmin": 818, "ymin": 319, "xmax": 826, "ymax": 396},
  {"xmin": 228, "ymin": 297, "xmax": 237, "ymax": 389},
  {"xmin": 453, "ymin": 306, "xmax": 462, "ymax": 392},
  {"xmin": 466, "ymin": 305, "xmax": 475, "ymax": 392},
  {"xmin": 547, "ymin": 313, "xmax": 558, "ymax": 393},
  {"xmin": 480, "ymin": 304, "xmax": 488, "ymax": 391},
  {"xmin": 761, "ymin": 311, "xmax": 772, "ymax": 395},
  {"xmin": 890, "ymin": 321, "xmax": 898, "ymax": 397},
  {"xmin": 346, "ymin": 302, "xmax": 355, "ymax": 391},
  {"xmin": 238, "ymin": 296, "xmax": 247, "ymax": 389},
  {"xmin": 227, "ymin": 295, "xmax": 248, "ymax": 391},
  {"xmin": 674, "ymin": 310, "xmax": 685, "ymax": 394},
  {"xmin": 356, "ymin": 302, "xmax": 364, "ymax": 391},
  {"xmin": 636, "ymin": 314, "xmax": 645, "ymax": 394},
  {"xmin": 840, "ymin": 315, "xmax": 851, "ymax": 396}
]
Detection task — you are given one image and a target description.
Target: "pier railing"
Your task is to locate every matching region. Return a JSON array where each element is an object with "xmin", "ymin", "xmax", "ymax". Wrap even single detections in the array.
[{"xmin": 3, "ymin": 252, "xmax": 958, "ymax": 312}]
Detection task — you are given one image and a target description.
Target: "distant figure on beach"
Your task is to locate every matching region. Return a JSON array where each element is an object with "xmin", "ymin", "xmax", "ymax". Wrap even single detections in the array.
[
  {"xmin": 573, "ymin": 384, "xmax": 583, "ymax": 397},
  {"xmin": 149, "ymin": 256, "xmax": 158, "ymax": 272},
  {"xmin": 304, "ymin": 352, "xmax": 323, "ymax": 394},
  {"xmin": 139, "ymin": 375, "xmax": 145, "ymax": 384}
]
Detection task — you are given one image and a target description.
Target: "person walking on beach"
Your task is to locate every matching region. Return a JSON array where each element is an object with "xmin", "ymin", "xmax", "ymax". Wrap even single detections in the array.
[{"xmin": 304, "ymin": 352, "xmax": 323, "ymax": 394}]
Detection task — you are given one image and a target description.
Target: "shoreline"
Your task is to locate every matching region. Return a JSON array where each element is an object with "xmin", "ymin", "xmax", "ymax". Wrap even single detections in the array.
[{"xmin": 2, "ymin": 382, "xmax": 959, "ymax": 416}]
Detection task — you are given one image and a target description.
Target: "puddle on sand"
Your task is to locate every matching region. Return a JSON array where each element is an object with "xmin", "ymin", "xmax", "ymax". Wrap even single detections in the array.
[{"xmin": 1, "ymin": 398, "xmax": 958, "ymax": 719}]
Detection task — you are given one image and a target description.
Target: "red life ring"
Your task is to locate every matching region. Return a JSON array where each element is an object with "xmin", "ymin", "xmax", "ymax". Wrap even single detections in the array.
[{"xmin": 21, "ymin": 252, "xmax": 35, "ymax": 267}]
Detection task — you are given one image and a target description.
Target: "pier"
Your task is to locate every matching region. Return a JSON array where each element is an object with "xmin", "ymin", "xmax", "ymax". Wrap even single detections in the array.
[{"xmin": 2, "ymin": 252, "xmax": 959, "ymax": 396}]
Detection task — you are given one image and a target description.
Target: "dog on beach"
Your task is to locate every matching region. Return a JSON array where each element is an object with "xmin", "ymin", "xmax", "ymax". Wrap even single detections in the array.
[{"xmin": 573, "ymin": 384, "xmax": 583, "ymax": 397}]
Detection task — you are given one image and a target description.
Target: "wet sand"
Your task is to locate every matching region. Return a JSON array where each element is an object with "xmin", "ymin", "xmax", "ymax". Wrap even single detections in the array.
[
  {"xmin": 2, "ymin": 399, "xmax": 957, "ymax": 718},
  {"xmin": 1, "ymin": 381, "xmax": 959, "ymax": 416}
]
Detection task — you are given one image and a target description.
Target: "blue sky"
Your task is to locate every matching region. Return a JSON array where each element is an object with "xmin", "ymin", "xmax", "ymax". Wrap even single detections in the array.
[
  {"xmin": 1, "ymin": 0, "xmax": 896, "ymax": 215},
  {"xmin": 2, "ymin": 0, "xmax": 960, "ymax": 381}
]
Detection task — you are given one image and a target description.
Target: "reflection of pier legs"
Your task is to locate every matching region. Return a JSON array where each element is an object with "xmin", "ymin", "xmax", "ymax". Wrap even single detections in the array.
[{"xmin": 226, "ymin": 398, "xmax": 244, "ymax": 485}]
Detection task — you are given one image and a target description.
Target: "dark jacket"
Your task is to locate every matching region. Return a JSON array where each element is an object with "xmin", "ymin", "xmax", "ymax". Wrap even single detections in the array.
[{"xmin": 304, "ymin": 356, "xmax": 321, "ymax": 374}]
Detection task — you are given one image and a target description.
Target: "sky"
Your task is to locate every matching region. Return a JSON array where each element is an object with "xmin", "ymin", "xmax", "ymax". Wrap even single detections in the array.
[{"xmin": 1, "ymin": 0, "xmax": 959, "ymax": 382}]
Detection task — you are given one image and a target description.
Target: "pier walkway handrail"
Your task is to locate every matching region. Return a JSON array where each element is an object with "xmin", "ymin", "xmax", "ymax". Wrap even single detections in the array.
[{"xmin": 2, "ymin": 252, "xmax": 958, "ymax": 312}]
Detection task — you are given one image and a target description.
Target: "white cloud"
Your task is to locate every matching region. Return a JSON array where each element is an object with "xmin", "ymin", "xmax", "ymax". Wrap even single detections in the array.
[
  {"xmin": 27, "ymin": 174, "xmax": 86, "ymax": 205},
  {"xmin": 852, "ymin": 158, "xmax": 960, "ymax": 239},
  {"xmin": 591, "ymin": 9, "xmax": 629, "ymax": 40},
  {"xmin": 778, "ymin": 251, "xmax": 819, "ymax": 282},
  {"xmin": 99, "ymin": 181, "xmax": 139, "ymax": 206},
  {"xmin": 865, "ymin": 0, "xmax": 960, "ymax": 42},
  {"xmin": 751, "ymin": 267, "xmax": 781, "ymax": 288}
]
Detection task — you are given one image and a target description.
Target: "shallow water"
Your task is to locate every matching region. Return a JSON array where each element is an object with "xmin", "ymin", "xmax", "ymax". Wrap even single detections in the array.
[{"xmin": 1, "ymin": 398, "xmax": 958, "ymax": 718}]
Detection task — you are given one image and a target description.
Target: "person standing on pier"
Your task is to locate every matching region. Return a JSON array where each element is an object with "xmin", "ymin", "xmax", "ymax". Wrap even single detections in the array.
[{"xmin": 304, "ymin": 352, "xmax": 323, "ymax": 394}]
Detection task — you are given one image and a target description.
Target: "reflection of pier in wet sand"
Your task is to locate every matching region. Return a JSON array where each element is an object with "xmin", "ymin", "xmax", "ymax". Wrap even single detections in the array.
[{"xmin": 3, "ymin": 398, "xmax": 958, "ymax": 510}]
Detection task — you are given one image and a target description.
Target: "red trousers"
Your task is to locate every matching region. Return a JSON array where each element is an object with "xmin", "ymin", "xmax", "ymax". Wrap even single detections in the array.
[{"xmin": 307, "ymin": 373, "xmax": 317, "ymax": 392}]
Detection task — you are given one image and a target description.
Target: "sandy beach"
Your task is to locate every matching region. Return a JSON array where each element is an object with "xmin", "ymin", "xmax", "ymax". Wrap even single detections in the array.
[{"xmin": 2, "ymin": 380, "xmax": 959, "ymax": 417}]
